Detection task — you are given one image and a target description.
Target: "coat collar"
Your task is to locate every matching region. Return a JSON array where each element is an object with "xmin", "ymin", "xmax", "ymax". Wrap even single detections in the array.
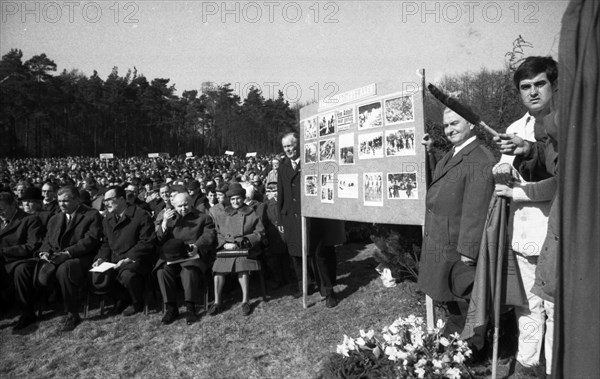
[
  {"xmin": 225, "ymin": 204, "xmax": 253, "ymax": 216},
  {"xmin": 0, "ymin": 208, "xmax": 27, "ymax": 236}
]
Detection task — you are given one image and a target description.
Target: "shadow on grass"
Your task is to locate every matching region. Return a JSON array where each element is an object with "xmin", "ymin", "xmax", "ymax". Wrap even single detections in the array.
[{"xmin": 334, "ymin": 242, "xmax": 381, "ymax": 303}]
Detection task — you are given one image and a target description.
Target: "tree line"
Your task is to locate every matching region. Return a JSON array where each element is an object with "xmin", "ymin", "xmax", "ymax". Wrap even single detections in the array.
[
  {"xmin": 0, "ymin": 49, "xmax": 298, "ymax": 158},
  {"xmin": 1, "ymin": 37, "xmax": 529, "ymax": 158}
]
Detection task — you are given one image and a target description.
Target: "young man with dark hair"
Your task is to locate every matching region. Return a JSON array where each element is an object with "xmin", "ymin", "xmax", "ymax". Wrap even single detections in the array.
[{"xmin": 494, "ymin": 56, "xmax": 558, "ymax": 377}]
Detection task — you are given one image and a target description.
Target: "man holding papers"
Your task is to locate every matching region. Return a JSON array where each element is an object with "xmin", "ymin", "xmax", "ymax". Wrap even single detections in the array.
[
  {"xmin": 92, "ymin": 186, "xmax": 156, "ymax": 316},
  {"xmin": 154, "ymin": 193, "xmax": 215, "ymax": 325}
]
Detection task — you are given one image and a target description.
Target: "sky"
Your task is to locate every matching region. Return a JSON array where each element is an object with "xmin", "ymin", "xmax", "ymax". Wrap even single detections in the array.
[{"xmin": 1, "ymin": 0, "xmax": 568, "ymax": 104}]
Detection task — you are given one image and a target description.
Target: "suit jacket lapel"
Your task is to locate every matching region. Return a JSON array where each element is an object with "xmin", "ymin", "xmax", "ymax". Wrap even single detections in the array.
[
  {"xmin": 0, "ymin": 213, "xmax": 21, "ymax": 236},
  {"xmin": 431, "ymin": 139, "xmax": 482, "ymax": 185}
]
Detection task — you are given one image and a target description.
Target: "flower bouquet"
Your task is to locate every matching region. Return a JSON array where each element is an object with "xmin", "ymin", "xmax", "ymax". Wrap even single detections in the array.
[{"xmin": 324, "ymin": 315, "xmax": 473, "ymax": 379}]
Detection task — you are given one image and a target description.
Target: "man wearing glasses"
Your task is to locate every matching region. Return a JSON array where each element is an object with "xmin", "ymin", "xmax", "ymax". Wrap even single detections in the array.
[{"xmin": 92, "ymin": 186, "xmax": 156, "ymax": 316}]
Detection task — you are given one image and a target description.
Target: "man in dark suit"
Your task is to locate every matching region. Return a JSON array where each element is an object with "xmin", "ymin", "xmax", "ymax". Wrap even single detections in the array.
[
  {"xmin": 418, "ymin": 108, "xmax": 496, "ymax": 346},
  {"xmin": 277, "ymin": 132, "xmax": 342, "ymax": 307},
  {"xmin": 38, "ymin": 186, "xmax": 103, "ymax": 331},
  {"xmin": 41, "ymin": 182, "xmax": 59, "ymax": 215},
  {"xmin": 92, "ymin": 186, "xmax": 157, "ymax": 316},
  {"xmin": 0, "ymin": 191, "xmax": 44, "ymax": 330},
  {"xmin": 155, "ymin": 192, "xmax": 215, "ymax": 325}
]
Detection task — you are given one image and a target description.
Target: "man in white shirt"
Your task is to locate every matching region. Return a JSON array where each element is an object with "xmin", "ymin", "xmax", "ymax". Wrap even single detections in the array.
[{"xmin": 493, "ymin": 56, "xmax": 558, "ymax": 377}]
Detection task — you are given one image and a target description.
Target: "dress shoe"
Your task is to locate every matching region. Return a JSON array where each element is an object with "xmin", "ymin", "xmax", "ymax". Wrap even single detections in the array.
[
  {"xmin": 122, "ymin": 303, "xmax": 144, "ymax": 317},
  {"xmin": 13, "ymin": 312, "xmax": 37, "ymax": 331},
  {"xmin": 207, "ymin": 303, "xmax": 222, "ymax": 316},
  {"xmin": 112, "ymin": 299, "xmax": 131, "ymax": 315},
  {"xmin": 325, "ymin": 294, "xmax": 338, "ymax": 308},
  {"xmin": 161, "ymin": 305, "xmax": 179, "ymax": 325},
  {"xmin": 241, "ymin": 302, "xmax": 251, "ymax": 316},
  {"xmin": 60, "ymin": 313, "xmax": 81, "ymax": 332},
  {"xmin": 185, "ymin": 303, "xmax": 197, "ymax": 325}
]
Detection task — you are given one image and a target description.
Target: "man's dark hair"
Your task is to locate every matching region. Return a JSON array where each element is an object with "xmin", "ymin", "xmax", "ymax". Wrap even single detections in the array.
[
  {"xmin": 57, "ymin": 186, "xmax": 80, "ymax": 199},
  {"xmin": 513, "ymin": 56, "xmax": 558, "ymax": 89},
  {"xmin": 108, "ymin": 185, "xmax": 127, "ymax": 200}
]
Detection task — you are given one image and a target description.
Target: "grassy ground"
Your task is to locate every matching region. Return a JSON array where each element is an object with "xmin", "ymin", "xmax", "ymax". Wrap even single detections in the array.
[{"xmin": 0, "ymin": 243, "xmax": 532, "ymax": 378}]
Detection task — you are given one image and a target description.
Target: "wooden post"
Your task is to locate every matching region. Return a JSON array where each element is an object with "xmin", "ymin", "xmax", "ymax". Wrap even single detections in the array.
[{"xmin": 302, "ymin": 215, "xmax": 308, "ymax": 309}]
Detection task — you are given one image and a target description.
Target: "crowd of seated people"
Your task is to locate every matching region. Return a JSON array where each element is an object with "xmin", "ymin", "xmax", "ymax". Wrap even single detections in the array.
[{"xmin": 0, "ymin": 153, "xmax": 293, "ymax": 331}]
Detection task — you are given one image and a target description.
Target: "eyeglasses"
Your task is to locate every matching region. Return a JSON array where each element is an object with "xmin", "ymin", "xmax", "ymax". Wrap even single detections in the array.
[{"xmin": 103, "ymin": 197, "xmax": 117, "ymax": 204}]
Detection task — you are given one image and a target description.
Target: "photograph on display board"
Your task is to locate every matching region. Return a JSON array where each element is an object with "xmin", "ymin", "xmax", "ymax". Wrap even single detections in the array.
[
  {"xmin": 319, "ymin": 138, "xmax": 336, "ymax": 162},
  {"xmin": 384, "ymin": 95, "xmax": 415, "ymax": 125},
  {"xmin": 363, "ymin": 172, "xmax": 384, "ymax": 206},
  {"xmin": 387, "ymin": 172, "xmax": 418, "ymax": 199},
  {"xmin": 385, "ymin": 128, "xmax": 416, "ymax": 156},
  {"xmin": 304, "ymin": 116, "xmax": 318, "ymax": 140},
  {"xmin": 305, "ymin": 142, "xmax": 317, "ymax": 163},
  {"xmin": 358, "ymin": 131, "xmax": 383, "ymax": 159},
  {"xmin": 336, "ymin": 106, "xmax": 355, "ymax": 131},
  {"xmin": 319, "ymin": 112, "xmax": 336, "ymax": 137},
  {"xmin": 305, "ymin": 175, "xmax": 318, "ymax": 196},
  {"xmin": 338, "ymin": 173, "xmax": 358, "ymax": 199},
  {"xmin": 358, "ymin": 101, "xmax": 383, "ymax": 130},
  {"xmin": 338, "ymin": 133, "xmax": 355, "ymax": 165},
  {"xmin": 320, "ymin": 173, "xmax": 335, "ymax": 203}
]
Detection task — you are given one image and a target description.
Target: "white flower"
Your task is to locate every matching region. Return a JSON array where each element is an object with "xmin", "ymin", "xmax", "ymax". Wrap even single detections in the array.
[
  {"xmin": 453, "ymin": 352, "xmax": 465, "ymax": 364},
  {"xmin": 383, "ymin": 332, "xmax": 402, "ymax": 345},
  {"xmin": 356, "ymin": 337, "xmax": 366, "ymax": 348},
  {"xmin": 439, "ymin": 337, "xmax": 450, "ymax": 347},
  {"xmin": 336, "ymin": 343, "xmax": 350, "ymax": 357},
  {"xmin": 415, "ymin": 367, "xmax": 426, "ymax": 378},
  {"xmin": 450, "ymin": 332, "xmax": 461, "ymax": 340},
  {"xmin": 432, "ymin": 358, "xmax": 444, "ymax": 369},
  {"xmin": 404, "ymin": 343, "xmax": 415, "ymax": 353},
  {"xmin": 336, "ymin": 334, "xmax": 357, "ymax": 357},
  {"xmin": 360, "ymin": 329, "xmax": 374, "ymax": 339},
  {"xmin": 445, "ymin": 367, "xmax": 462, "ymax": 379},
  {"xmin": 437, "ymin": 319, "xmax": 446, "ymax": 329},
  {"xmin": 410, "ymin": 328, "xmax": 424, "ymax": 347},
  {"xmin": 384, "ymin": 345, "xmax": 408, "ymax": 361},
  {"xmin": 388, "ymin": 324, "xmax": 399, "ymax": 334},
  {"xmin": 415, "ymin": 358, "xmax": 427, "ymax": 368}
]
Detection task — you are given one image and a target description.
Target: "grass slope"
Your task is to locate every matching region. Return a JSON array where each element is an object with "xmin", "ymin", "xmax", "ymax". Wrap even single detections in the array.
[{"xmin": 0, "ymin": 243, "xmax": 529, "ymax": 378}]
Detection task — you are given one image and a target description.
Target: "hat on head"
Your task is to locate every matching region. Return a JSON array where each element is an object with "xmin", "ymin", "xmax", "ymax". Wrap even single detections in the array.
[
  {"xmin": 226, "ymin": 182, "xmax": 246, "ymax": 198},
  {"xmin": 215, "ymin": 184, "xmax": 229, "ymax": 194},
  {"xmin": 21, "ymin": 187, "xmax": 43, "ymax": 201},
  {"xmin": 188, "ymin": 180, "xmax": 201, "ymax": 191},
  {"xmin": 161, "ymin": 239, "xmax": 190, "ymax": 263}
]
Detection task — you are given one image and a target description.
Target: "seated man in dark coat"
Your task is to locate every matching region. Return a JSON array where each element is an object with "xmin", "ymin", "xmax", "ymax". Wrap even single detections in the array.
[
  {"xmin": 155, "ymin": 192, "xmax": 215, "ymax": 325},
  {"xmin": 37, "ymin": 186, "xmax": 103, "ymax": 331},
  {"xmin": 0, "ymin": 191, "xmax": 44, "ymax": 330},
  {"xmin": 92, "ymin": 186, "xmax": 157, "ymax": 316}
]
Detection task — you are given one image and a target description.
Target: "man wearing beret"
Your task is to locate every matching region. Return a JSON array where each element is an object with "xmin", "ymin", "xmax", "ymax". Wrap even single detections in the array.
[
  {"xmin": 0, "ymin": 191, "xmax": 44, "ymax": 330},
  {"xmin": 92, "ymin": 186, "xmax": 157, "ymax": 316},
  {"xmin": 37, "ymin": 186, "xmax": 103, "ymax": 331},
  {"xmin": 418, "ymin": 107, "xmax": 496, "ymax": 347},
  {"xmin": 155, "ymin": 192, "xmax": 215, "ymax": 325}
]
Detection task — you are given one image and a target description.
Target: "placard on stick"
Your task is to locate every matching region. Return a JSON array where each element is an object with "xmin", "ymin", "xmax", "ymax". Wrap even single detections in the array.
[{"xmin": 299, "ymin": 78, "xmax": 426, "ymax": 226}]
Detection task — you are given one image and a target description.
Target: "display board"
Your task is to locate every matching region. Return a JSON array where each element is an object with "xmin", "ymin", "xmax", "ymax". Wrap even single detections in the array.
[{"xmin": 299, "ymin": 78, "xmax": 427, "ymax": 226}]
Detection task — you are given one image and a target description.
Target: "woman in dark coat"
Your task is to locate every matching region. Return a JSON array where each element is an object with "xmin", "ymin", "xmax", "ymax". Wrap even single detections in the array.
[{"xmin": 207, "ymin": 183, "xmax": 265, "ymax": 316}]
